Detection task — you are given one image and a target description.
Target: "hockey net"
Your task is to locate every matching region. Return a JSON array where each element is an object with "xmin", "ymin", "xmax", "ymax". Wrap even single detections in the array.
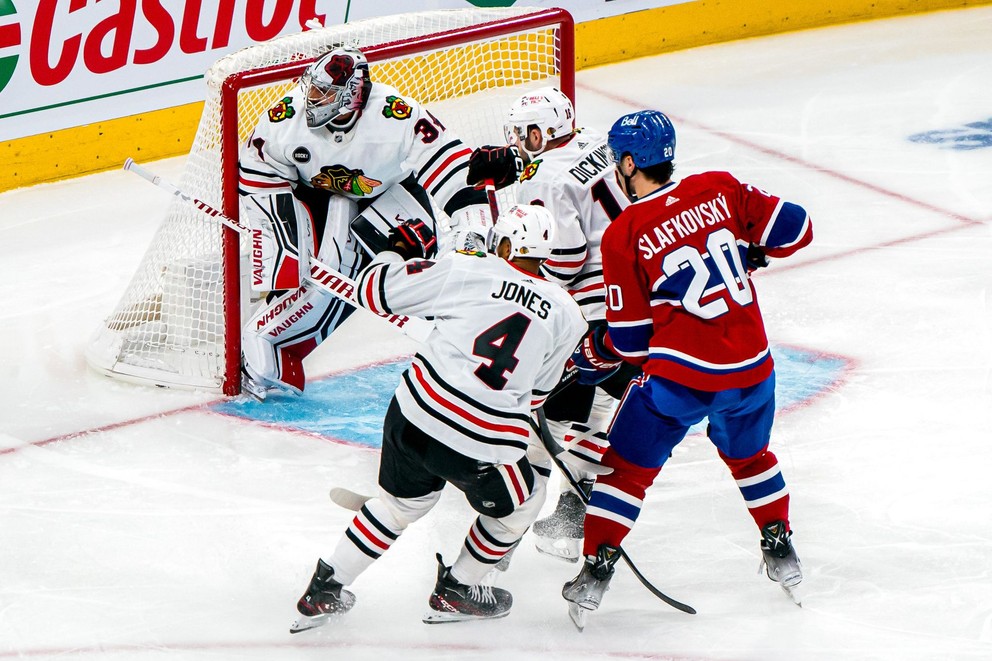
[{"xmin": 86, "ymin": 7, "xmax": 574, "ymax": 395}]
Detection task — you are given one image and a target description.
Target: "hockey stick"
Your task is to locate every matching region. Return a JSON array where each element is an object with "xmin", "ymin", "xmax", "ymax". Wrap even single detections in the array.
[
  {"xmin": 123, "ymin": 158, "xmax": 432, "ymax": 343},
  {"xmin": 329, "ymin": 486, "xmax": 372, "ymax": 511},
  {"xmin": 484, "ymin": 178, "xmax": 500, "ymax": 224},
  {"xmin": 535, "ymin": 409, "xmax": 697, "ymax": 615}
]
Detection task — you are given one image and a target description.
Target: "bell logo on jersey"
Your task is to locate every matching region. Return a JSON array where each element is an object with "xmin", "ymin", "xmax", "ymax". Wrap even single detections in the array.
[
  {"xmin": 268, "ymin": 97, "xmax": 295, "ymax": 123},
  {"xmin": 311, "ymin": 165, "xmax": 382, "ymax": 196},
  {"xmin": 0, "ymin": 0, "xmax": 19, "ymax": 95},
  {"xmin": 382, "ymin": 95, "xmax": 412, "ymax": 120}
]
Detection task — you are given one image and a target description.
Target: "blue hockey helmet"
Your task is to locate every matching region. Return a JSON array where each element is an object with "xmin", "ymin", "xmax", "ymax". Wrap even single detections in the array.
[{"xmin": 607, "ymin": 110, "xmax": 676, "ymax": 168}]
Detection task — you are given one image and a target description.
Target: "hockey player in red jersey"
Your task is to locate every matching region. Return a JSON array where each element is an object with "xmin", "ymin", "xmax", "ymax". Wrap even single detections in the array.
[
  {"xmin": 238, "ymin": 46, "xmax": 490, "ymax": 399},
  {"xmin": 563, "ymin": 110, "xmax": 813, "ymax": 626},
  {"xmin": 289, "ymin": 205, "xmax": 587, "ymax": 632},
  {"xmin": 466, "ymin": 87, "xmax": 638, "ymax": 564}
]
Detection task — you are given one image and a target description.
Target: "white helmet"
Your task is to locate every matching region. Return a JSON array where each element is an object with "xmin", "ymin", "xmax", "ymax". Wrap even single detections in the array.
[
  {"xmin": 489, "ymin": 204, "xmax": 556, "ymax": 260},
  {"xmin": 504, "ymin": 87, "xmax": 575, "ymax": 160},
  {"xmin": 301, "ymin": 46, "xmax": 371, "ymax": 131}
]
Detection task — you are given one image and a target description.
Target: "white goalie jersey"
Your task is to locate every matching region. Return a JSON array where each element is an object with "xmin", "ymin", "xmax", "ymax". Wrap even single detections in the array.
[
  {"xmin": 356, "ymin": 251, "xmax": 586, "ymax": 464},
  {"xmin": 515, "ymin": 128, "xmax": 629, "ymax": 322},
  {"xmin": 238, "ymin": 82, "xmax": 475, "ymax": 217}
]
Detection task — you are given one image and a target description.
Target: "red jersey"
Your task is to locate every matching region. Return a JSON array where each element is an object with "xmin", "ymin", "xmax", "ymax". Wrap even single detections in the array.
[{"xmin": 601, "ymin": 171, "xmax": 812, "ymax": 391}]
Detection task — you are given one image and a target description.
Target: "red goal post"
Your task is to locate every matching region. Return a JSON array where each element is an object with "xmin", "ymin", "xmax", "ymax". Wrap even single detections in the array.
[{"xmin": 86, "ymin": 7, "xmax": 575, "ymax": 396}]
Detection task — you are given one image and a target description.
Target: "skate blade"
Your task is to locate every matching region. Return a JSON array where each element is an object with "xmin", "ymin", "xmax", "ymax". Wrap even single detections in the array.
[
  {"xmin": 534, "ymin": 536, "xmax": 581, "ymax": 563},
  {"xmin": 781, "ymin": 581, "xmax": 803, "ymax": 607},
  {"xmin": 422, "ymin": 609, "xmax": 510, "ymax": 624},
  {"xmin": 289, "ymin": 613, "xmax": 330, "ymax": 634},
  {"xmin": 567, "ymin": 603, "xmax": 588, "ymax": 632}
]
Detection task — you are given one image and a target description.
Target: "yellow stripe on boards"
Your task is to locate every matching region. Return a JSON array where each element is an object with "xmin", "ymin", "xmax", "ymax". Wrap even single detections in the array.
[
  {"xmin": 1, "ymin": 102, "xmax": 202, "ymax": 192},
  {"xmin": 3, "ymin": 0, "xmax": 989, "ymax": 190}
]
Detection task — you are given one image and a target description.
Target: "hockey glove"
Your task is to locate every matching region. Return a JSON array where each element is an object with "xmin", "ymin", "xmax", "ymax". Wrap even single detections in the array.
[
  {"xmin": 387, "ymin": 219, "xmax": 438, "ymax": 260},
  {"xmin": 466, "ymin": 146, "xmax": 524, "ymax": 190},
  {"xmin": 570, "ymin": 325, "xmax": 624, "ymax": 386},
  {"xmin": 746, "ymin": 243, "xmax": 770, "ymax": 271}
]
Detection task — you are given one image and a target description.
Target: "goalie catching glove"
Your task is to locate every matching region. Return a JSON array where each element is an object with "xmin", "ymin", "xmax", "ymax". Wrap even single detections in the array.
[
  {"xmin": 386, "ymin": 218, "xmax": 437, "ymax": 260},
  {"xmin": 466, "ymin": 146, "xmax": 524, "ymax": 190},
  {"xmin": 569, "ymin": 325, "xmax": 624, "ymax": 386}
]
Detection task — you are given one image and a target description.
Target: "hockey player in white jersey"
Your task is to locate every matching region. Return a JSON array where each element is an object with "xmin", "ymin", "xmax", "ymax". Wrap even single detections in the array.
[
  {"xmin": 467, "ymin": 87, "xmax": 639, "ymax": 563},
  {"xmin": 289, "ymin": 205, "xmax": 587, "ymax": 632},
  {"xmin": 238, "ymin": 46, "xmax": 490, "ymax": 399}
]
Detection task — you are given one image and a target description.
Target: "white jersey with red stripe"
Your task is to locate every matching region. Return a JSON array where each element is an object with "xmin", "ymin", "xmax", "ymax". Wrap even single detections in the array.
[
  {"xmin": 515, "ymin": 128, "xmax": 629, "ymax": 322},
  {"xmin": 356, "ymin": 251, "xmax": 586, "ymax": 464},
  {"xmin": 238, "ymin": 82, "xmax": 473, "ymax": 217}
]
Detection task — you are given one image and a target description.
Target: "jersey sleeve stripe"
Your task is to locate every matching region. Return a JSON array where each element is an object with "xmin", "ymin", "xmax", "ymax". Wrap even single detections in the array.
[
  {"xmin": 421, "ymin": 145, "xmax": 471, "ymax": 191},
  {"xmin": 607, "ymin": 320, "xmax": 653, "ymax": 357},
  {"xmin": 416, "ymin": 139, "xmax": 463, "ymax": 178},
  {"xmin": 356, "ymin": 263, "xmax": 390, "ymax": 316},
  {"xmin": 761, "ymin": 201, "xmax": 811, "ymax": 249},
  {"xmin": 427, "ymin": 160, "xmax": 471, "ymax": 198}
]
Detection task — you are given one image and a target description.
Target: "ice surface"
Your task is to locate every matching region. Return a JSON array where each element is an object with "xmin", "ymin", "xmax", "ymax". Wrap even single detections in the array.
[{"xmin": 1, "ymin": 7, "xmax": 991, "ymax": 660}]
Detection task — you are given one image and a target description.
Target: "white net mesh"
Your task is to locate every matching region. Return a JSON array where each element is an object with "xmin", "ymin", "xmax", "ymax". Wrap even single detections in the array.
[{"xmin": 86, "ymin": 7, "xmax": 571, "ymax": 393}]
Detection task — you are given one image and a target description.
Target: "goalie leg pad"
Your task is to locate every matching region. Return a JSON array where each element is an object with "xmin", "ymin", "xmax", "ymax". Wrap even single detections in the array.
[
  {"xmin": 241, "ymin": 284, "xmax": 355, "ymax": 393},
  {"xmin": 243, "ymin": 192, "xmax": 314, "ymax": 291}
]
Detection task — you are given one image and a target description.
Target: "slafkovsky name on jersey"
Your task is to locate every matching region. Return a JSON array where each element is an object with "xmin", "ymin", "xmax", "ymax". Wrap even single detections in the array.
[{"xmin": 639, "ymin": 193, "xmax": 733, "ymax": 259}]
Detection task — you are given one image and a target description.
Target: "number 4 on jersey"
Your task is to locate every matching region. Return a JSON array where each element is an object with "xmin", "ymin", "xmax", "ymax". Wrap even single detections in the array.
[{"xmin": 472, "ymin": 313, "xmax": 531, "ymax": 389}]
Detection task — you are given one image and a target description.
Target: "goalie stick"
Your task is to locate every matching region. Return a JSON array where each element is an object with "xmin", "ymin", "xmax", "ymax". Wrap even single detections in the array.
[
  {"xmin": 123, "ymin": 158, "xmax": 432, "ymax": 344},
  {"xmin": 483, "ymin": 178, "xmax": 500, "ymax": 225},
  {"xmin": 535, "ymin": 408, "xmax": 697, "ymax": 617}
]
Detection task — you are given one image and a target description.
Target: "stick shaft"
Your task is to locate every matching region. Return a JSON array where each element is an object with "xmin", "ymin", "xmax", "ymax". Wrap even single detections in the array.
[{"xmin": 123, "ymin": 158, "xmax": 430, "ymax": 342}]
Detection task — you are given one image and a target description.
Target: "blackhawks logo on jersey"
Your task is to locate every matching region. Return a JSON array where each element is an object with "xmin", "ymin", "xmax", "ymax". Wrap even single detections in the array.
[
  {"xmin": 520, "ymin": 159, "xmax": 542, "ymax": 182},
  {"xmin": 311, "ymin": 165, "xmax": 383, "ymax": 196},
  {"xmin": 382, "ymin": 95, "xmax": 412, "ymax": 120},
  {"xmin": 268, "ymin": 96, "xmax": 296, "ymax": 122}
]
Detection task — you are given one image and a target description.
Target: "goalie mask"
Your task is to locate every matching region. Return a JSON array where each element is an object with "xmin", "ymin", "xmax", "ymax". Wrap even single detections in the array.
[
  {"xmin": 488, "ymin": 204, "xmax": 556, "ymax": 260},
  {"xmin": 301, "ymin": 47, "xmax": 372, "ymax": 131},
  {"xmin": 504, "ymin": 87, "xmax": 575, "ymax": 160}
]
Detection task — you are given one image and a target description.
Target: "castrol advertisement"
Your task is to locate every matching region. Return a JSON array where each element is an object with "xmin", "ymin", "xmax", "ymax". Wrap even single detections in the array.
[
  {"xmin": 0, "ymin": 0, "xmax": 693, "ymax": 142},
  {"xmin": 0, "ymin": 0, "xmax": 328, "ymax": 140}
]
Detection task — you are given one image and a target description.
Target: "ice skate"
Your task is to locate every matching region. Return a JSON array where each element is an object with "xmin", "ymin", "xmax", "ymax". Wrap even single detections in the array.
[
  {"xmin": 423, "ymin": 553, "xmax": 512, "ymax": 623},
  {"xmin": 562, "ymin": 544, "xmax": 620, "ymax": 630},
  {"xmin": 289, "ymin": 560, "xmax": 356, "ymax": 633},
  {"xmin": 533, "ymin": 480, "xmax": 592, "ymax": 563},
  {"xmin": 759, "ymin": 521, "xmax": 803, "ymax": 606},
  {"xmin": 240, "ymin": 364, "xmax": 270, "ymax": 402}
]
